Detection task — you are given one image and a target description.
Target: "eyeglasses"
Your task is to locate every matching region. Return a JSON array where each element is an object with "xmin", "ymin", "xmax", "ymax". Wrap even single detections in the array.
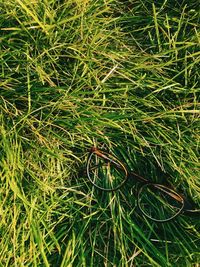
[{"xmin": 86, "ymin": 147, "xmax": 200, "ymax": 223}]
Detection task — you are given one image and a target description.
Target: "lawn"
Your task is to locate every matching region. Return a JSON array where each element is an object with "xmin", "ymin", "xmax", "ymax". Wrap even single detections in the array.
[{"xmin": 0, "ymin": 0, "xmax": 200, "ymax": 266}]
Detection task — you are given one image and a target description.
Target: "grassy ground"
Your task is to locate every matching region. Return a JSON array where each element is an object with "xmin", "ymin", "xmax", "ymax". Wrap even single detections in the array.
[{"xmin": 0, "ymin": 0, "xmax": 200, "ymax": 266}]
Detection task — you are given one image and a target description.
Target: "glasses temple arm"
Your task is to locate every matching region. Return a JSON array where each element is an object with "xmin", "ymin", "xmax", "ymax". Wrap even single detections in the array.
[
  {"xmin": 153, "ymin": 185, "xmax": 184, "ymax": 203},
  {"xmin": 92, "ymin": 148, "xmax": 149, "ymax": 183},
  {"xmin": 91, "ymin": 147, "xmax": 121, "ymax": 167},
  {"xmin": 154, "ymin": 185, "xmax": 200, "ymax": 214}
]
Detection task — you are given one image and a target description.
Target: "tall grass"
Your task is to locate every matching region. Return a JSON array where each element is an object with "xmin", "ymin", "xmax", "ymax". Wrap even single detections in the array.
[{"xmin": 0, "ymin": 0, "xmax": 200, "ymax": 266}]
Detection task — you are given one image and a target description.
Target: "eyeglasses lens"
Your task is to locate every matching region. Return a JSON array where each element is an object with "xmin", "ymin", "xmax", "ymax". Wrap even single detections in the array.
[
  {"xmin": 138, "ymin": 184, "xmax": 184, "ymax": 222},
  {"xmin": 87, "ymin": 152, "xmax": 127, "ymax": 191}
]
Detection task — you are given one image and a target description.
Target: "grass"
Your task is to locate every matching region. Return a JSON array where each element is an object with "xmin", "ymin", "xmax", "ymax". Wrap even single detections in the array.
[{"xmin": 0, "ymin": 0, "xmax": 200, "ymax": 266}]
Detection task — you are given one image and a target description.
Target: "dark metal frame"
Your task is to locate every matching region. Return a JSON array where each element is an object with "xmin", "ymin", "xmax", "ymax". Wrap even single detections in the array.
[{"xmin": 86, "ymin": 147, "xmax": 200, "ymax": 222}]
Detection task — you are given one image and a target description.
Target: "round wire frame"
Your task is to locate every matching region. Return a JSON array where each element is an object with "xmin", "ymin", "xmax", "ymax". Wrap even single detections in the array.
[
  {"xmin": 86, "ymin": 150, "xmax": 128, "ymax": 192},
  {"xmin": 86, "ymin": 148, "xmax": 190, "ymax": 222},
  {"xmin": 137, "ymin": 183, "xmax": 185, "ymax": 222}
]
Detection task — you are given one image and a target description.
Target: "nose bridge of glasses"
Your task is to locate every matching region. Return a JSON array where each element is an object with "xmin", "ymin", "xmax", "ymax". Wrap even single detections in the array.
[{"xmin": 129, "ymin": 171, "xmax": 148, "ymax": 183}]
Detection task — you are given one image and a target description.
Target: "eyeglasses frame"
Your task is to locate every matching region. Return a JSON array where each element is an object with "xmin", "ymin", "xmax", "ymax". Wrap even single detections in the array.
[{"xmin": 86, "ymin": 147, "xmax": 199, "ymax": 223}]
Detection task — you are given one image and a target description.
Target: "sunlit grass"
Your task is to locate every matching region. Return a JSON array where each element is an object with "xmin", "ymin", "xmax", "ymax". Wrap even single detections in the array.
[{"xmin": 0, "ymin": 0, "xmax": 200, "ymax": 266}]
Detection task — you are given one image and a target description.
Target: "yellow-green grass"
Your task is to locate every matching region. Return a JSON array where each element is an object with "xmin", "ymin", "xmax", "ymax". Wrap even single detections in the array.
[{"xmin": 0, "ymin": 0, "xmax": 199, "ymax": 266}]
